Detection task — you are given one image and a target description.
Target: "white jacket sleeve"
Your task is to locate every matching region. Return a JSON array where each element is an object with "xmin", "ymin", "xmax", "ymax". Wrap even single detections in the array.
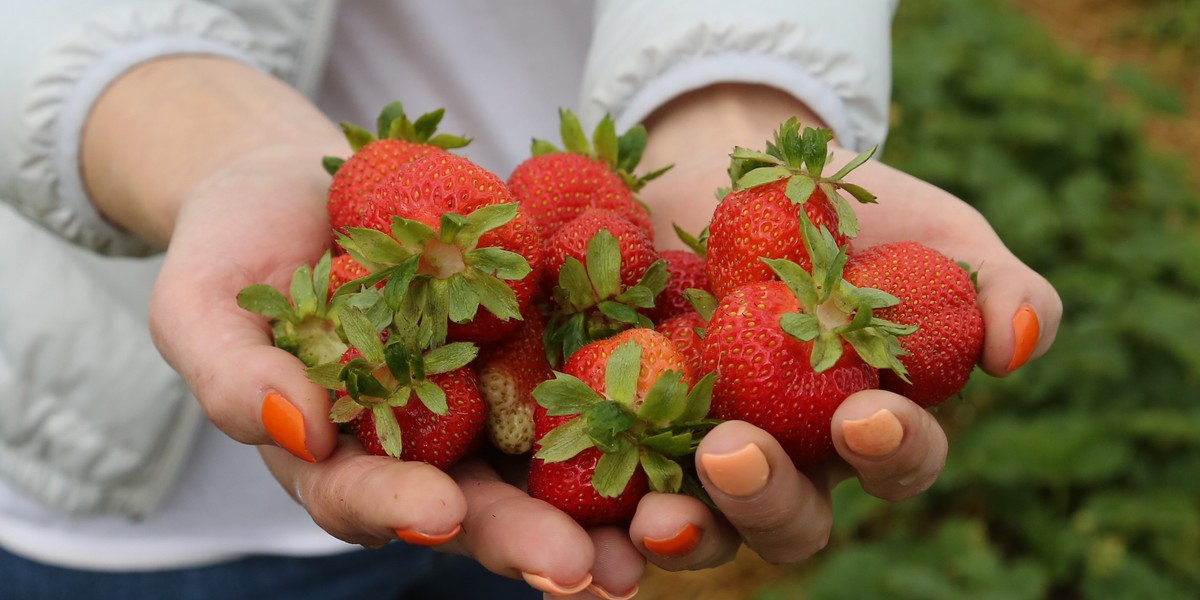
[
  {"xmin": 0, "ymin": 1, "xmax": 264, "ymax": 256},
  {"xmin": 581, "ymin": 0, "xmax": 899, "ymax": 153}
]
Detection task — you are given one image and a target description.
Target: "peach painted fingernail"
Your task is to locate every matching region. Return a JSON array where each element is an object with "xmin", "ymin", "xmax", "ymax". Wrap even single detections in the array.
[
  {"xmin": 588, "ymin": 582, "xmax": 640, "ymax": 600},
  {"xmin": 643, "ymin": 523, "xmax": 702, "ymax": 557},
  {"xmin": 700, "ymin": 443, "xmax": 769, "ymax": 498},
  {"xmin": 1008, "ymin": 304, "xmax": 1040, "ymax": 372},
  {"xmin": 521, "ymin": 572, "xmax": 593, "ymax": 597},
  {"xmin": 261, "ymin": 391, "xmax": 315, "ymax": 462},
  {"xmin": 394, "ymin": 524, "xmax": 461, "ymax": 547},
  {"xmin": 842, "ymin": 409, "xmax": 904, "ymax": 458}
]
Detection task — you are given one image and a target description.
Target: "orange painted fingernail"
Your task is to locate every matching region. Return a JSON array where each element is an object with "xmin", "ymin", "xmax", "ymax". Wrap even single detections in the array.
[
  {"xmin": 700, "ymin": 443, "xmax": 769, "ymax": 498},
  {"xmin": 588, "ymin": 582, "xmax": 640, "ymax": 600},
  {"xmin": 842, "ymin": 408, "xmax": 904, "ymax": 459},
  {"xmin": 1008, "ymin": 304, "xmax": 1040, "ymax": 372},
  {"xmin": 394, "ymin": 524, "xmax": 461, "ymax": 547},
  {"xmin": 521, "ymin": 572, "xmax": 593, "ymax": 597},
  {"xmin": 261, "ymin": 391, "xmax": 315, "ymax": 463},
  {"xmin": 643, "ymin": 523, "xmax": 702, "ymax": 557}
]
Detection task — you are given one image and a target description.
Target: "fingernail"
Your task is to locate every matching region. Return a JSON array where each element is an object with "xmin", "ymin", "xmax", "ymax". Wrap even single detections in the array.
[
  {"xmin": 521, "ymin": 572, "xmax": 593, "ymax": 597},
  {"xmin": 642, "ymin": 523, "xmax": 702, "ymax": 557},
  {"xmin": 261, "ymin": 391, "xmax": 315, "ymax": 462},
  {"xmin": 394, "ymin": 524, "xmax": 461, "ymax": 547},
  {"xmin": 842, "ymin": 409, "xmax": 904, "ymax": 458},
  {"xmin": 1008, "ymin": 303, "xmax": 1040, "ymax": 372},
  {"xmin": 700, "ymin": 443, "xmax": 769, "ymax": 498},
  {"xmin": 588, "ymin": 582, "xmax": 640, "ymax": 600}
]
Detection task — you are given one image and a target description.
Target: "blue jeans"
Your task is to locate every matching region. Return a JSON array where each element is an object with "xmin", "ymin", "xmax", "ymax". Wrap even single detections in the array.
[{"xmin": 0, "ymin": 543, "xmax": 540, "ymax": 600}]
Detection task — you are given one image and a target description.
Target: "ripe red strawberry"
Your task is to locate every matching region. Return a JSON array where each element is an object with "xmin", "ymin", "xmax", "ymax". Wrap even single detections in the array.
[
  {"xmin": 701, "ymin": 221, "xmax": 911, "ymax": 468},
  {"xmin": 844, "ymin": 242, "xmax": 985, "ymax": 407},
  {"xmin": 337, "ymin": 152, "xmax": 542, "ymax": 346},
  {"xmin": 527, "ymin": 329, "xmax": 715, "ymax": 526},
  {"xmin": 539, "ymin": 213, "xmax": 669, "ymax": 365},
  {"xmin": 474, "ymin": 307, "xmax": 554, "ymax": 454},
  {"xmin": 328, "ymin": 253, "xmax": 372, "ymax": 299},
  {"xmin": 543, "ymin": 208, "xmax": 660, "ymax": 293},
  {"xmin": 646, "ymin": 250, "xmax": 711, "ymax": 324},
  {"xmin": 325, "ymin": 308, "xmax": 485, "ymax": 469},
  {"xmin": 507, "ymin": 110, "xmax": 667, "ymax": 241},
  {"xmin": 655, "ymin": 310, "xmax": 707, "ymax": 378},
  {"xmin": 325, "ymin": 101, "xmax": 470, "ymax": 235},
  {"xmin": 705, "ymin": 119, "xmax": 878, "ymax": 298}
]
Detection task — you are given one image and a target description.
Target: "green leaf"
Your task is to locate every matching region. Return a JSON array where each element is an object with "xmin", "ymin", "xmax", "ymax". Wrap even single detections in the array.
[
  {"xmin": 438, "ymin": 212, "xmax": 468, "ymax": 245},
  {"xmin": 829, "ymin": 145, "xmax": 877, "ymax": 181},
  {"xmin": 821, "ymin": 182, "xmax": 861, "ymax": 239},
  {"xmin": 445, "ymin": 273, "xmax": 480, "ymax": 324},
  {"xmin": 236, "ymin": 284, "xmax": 296, "ymax": 322},
  {"xmin": 389, "ymin": 217, "xmax": 436, "ymax": 249},
  {"xmin": 810, "ymin": 331, "xmax": 845, "ymax": 373},
  {"xmin": 306, "ymin": 362, "xmax": 345, "ymax": 390},
  {"xmin": 532, "ymin": 371, "xmax": 604, "ymax": 415},
  {"xmin": 637, "ymin": 369, "xmax": 686, "ymax": 426},
  {"xmin": 583, "ymin": 402, "xmax": 637, "ymax": 453},
  {"xmin": 340, "ymin": 121, "xmax": 375, "ymax": 152},
  {"xmin": 457, "ymin": 203, "xmax": 520, "ymax": 248},
  {"xmin": 312, "ymin": 251, "xmax": 333, "ymax": 315},
  {"xmin": 341, "ymin": 307, "xmax": 385, "ymax": 363},
  {"xmin": 780, "ymin": 312, "xmax": 821, "ymax": 342},
  {"xmin": 586, "ymin": 230, "xmax": 622, "ymax": 300},
  {"xmin": 681, "ymin": 372, "xmax": 716, "ymax": 423},
  {"xmin": 672, "ymin": 224, "xmax": 708, "ymax": 258},
  {"xmin": 592, "ymin": 443, "xmax": 640, "ymax": 498},
  {"xmin": 534, "ymin": 416, "xmax": 593, "ymax": 462},
  {"xmin": 800, "ymin": 126, "xmax": 832, "ymax": 177},
  {"xmin": 383, "ymin": 342, "xmax": 413, "ymax": 386},
  {"xmin": 604, "ymin": 341, "xmax": 643, "ymax": 407},
  {"xmin": 344, "ymin": 226, "xmax": 413, "ymax": 265},
  {"xmin": 464, "ymin": 270, "xmax": 521, "ymax": 321},
  {"xmin": 616, "ymin": 125, "xmax": 648, "ymax": 174},
  {"xmin": 328, "ymin": 395, "xmax": 364, "ymax": 424},
  {"xmin": 736, "ymin": 166, "xmax": 791, "ymax": 190},
  {"xmin": 464, "ymin": 247, "xmax": 532, "ymax": 280},
  {"xmin": 411, "ymin": 107, "xmax": 444, "ymax": 141},
  {"xmin": 412, "ymin": 379, "xmax": 449, "ymax": 416},
  {"xmin": 382, "ymin": 255, "xmax": 422, "ymax": 311},
  {"xmin": 840, "ymin": 182, "xmax": 878, "ymax": 205},
  {"xmin": 641, "ymin": 431, "xmax": 694, "ymax": 457},
  {"xmin": 785, "ymin": 175, "xmax": 818, "ymax": 206},
  {"xmin": 322, "ymin": 155, "xmax": 344, "ymax": 177},
  {"xmin": 372, "ymin": 404, "xmax": 404, "ymax": 458},
  {"xmin": 375, "ymin": 101, "xmax": 406, "ymax": 138},
  {"xmin": 684, "ymin": 288, "xmax": 718, "ymax": 321},
  {"xmin": 597, "ymin": 300, "xmax": 642, "ymax": 325},
  {"xmin": 640, "ymin": 450, "xmax": 685, "ymax": 493},
  {"xmin": 593, "ymin": 114, "xmax": 619, "ymax": 166},
  {"xmin": 764, "ymin": 258, "xmax": 820, "ymax": 307},
  {"xmin": 423, "ymin": 341, "xmax": 479, "ymax": 374},
  {"xmin": 556, "ymin": 256, "xmax": 597, "ymax": 312},
  {"xmin": 530, "ymin": 138, "xmax": 560, "ymax": 156},
  {"xmin": 558, "ymin": 108, "xmax": 591, "ymax": 155}
]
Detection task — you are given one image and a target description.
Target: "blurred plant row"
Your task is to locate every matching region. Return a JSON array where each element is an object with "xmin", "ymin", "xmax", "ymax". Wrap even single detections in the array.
[{"xmin": 760, "ymin": 0, "xmax": 1200, "ymax": 598}]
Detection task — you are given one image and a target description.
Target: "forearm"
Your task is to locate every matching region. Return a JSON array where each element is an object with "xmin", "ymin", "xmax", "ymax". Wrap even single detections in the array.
[{"xmin": 81, "ymin": 56, "xmax": 343, "ymax": 247}]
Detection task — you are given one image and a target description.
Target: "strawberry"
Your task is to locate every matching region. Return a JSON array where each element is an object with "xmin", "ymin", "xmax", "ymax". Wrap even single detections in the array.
[
  {"xmin": 336, "ymin": 152, "xmax": 542, "ymax": 346},
  {"xmin": 540, "ymin": 215, "xmax": 669, "ymax": 366},
  {"xmin": 655, "ymin": 310, "xmax": 708, "ymax": 378},
  {"xmin": 528, "ymin": 329, "xmax": 716, "ymax": 526},
  {"xmin": 328, "ymin": 253, "xmax": 373, "ymax": 299},
  {"xmin": 701, "ymin": 218, "xmax": 912, "ymax": 468},
  {"xmin": 705, "ymin": 118, "xmax": 878, "ymax": 298},
  {"xmin": 325, "ymin": 101, "xmax": 470, "ymax": 235},
  {"xmin": 237, "ymin": 251, "xmax": 348, "ymax": 367},
  {"xmin": 844, "ymin": 242, "xmax": 985, "ymax": 407},
  {"xmin": 320, "ymin": 307, "xmax": 485, "ymax": 469},
  {"xmin": 474, "ymin": 307, "xmax": 554, "ymax": 454},
  {"xmin": 646, "ymin": 249, "xmax": 711, "ymax": 324},
  {"xmin": 507, "ymin": 110, "xmax": 667, "ymax": 240}
]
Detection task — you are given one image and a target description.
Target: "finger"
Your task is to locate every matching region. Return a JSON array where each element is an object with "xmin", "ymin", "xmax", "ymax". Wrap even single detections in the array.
[
  {"xmin": 580, "ymin": 527, "xmax": 645, "ymax": 600},
  {"xmin": 974, "ymin": 260, "xmax": 1063, "ymax": 376},
  {"xmin": 629, "ymin": 492, "xmax": 739, "ymax": 571},
  {"xmin": 830, "ymin": 389, "xmax": 948, "ymax": 500},
  {"xmin": 695, "ymin": 421, "xmax": 833, "ymax": 564},
  {"xmin": 441, "ymin": 459, "xmax": 597, "ymax": 597},
  {"xmin": 259, "ymin": 441, "xmax": 467, "ymax": 548}
]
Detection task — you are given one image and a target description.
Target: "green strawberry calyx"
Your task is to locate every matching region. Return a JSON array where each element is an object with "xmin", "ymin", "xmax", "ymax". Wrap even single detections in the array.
[
  {"xmin": 309, "ymin": 305, "xmax": 480, "ymax": 459},
  {"xmin": 323, "ymin": 100, "xmax": 472, "ymax": 175},
  {"xmin": 543, "ymin": 230, "xmax": 669, "ymax": 366},
  {"xmin": 530, "ymin": 109, "xmax": 672, "ymax": 193},
  {"xmin": 236, "ymin": 250, "xmax": 349, "ymax": 367},
  {"xmin": 765, "ymin": 212, "xmax": 915, "ymax": 380},
  {"xmin": 333, "ymin": 202, "xmax": 533, "ymax": 347},
  {"xmin": 727, "ymin": 117, "xmax": 878, "ymax": 238},
  {"xmin": 533, "ymin": 339, "xmax": 717, "ymax": 498}
]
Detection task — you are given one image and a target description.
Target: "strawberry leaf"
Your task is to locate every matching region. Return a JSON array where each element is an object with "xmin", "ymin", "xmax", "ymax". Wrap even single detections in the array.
[
  {"xmin": 556, "ymin": 256, "xmax": 597, "ymax": 312},
  {"xmin": 375, "ymin": 101, "xmax": 407, "ymax": 138},
  {"xmin": 412, "ymin": 379, "xmax": 449, "ymax": 416},
  {"xmin": 438, "ymin": 213, "xmax": 468, "ymax": 245},
  {"xmin": 386, "ymin": 385, "xmax": 412, "ymax": 408},
  {"xmin": 236, "ymin": 284, "xmax": 296, "ymax": 323},
  {"xmin": 445, "ymin": 274, "xmax": 480, "ymax": 324},
  {"xmin": 592, "ymin": 441, "xmax": 639, "ymax": 498},
  {"xmin": 384, "ymin": 343, "xmax": 413, "ymax": 386},
  {"xmin": 781, "ymin": 312, "xmax": 821, "ymax": 343},
  {"xmin": 411, "ymin": 108, "xmax": 444, "ymax": 141},
  {"xmin": 800, "ymin": 126, "xmax": 832, "ymax": 178},
  {"xmin": 597, "ymin": 301, "xmax": 642, "ymax": 325},
  {"xmin": 389, "ymin": 217, "xmax": 436, "ymax": 249},
  {"xmin": 372, "ymin": 404, "xmax": 404, "ymax": 458},
  {"xmin": 344, "ymin": 226, "xmax": 414, "ymax": 265},
  {"xmin": 464, "ymin": 269, "xmax": 521, "ymax": 321},
  {"xmin": 764, "ymin": 257, "xmax": 821, "ymax": 307},
  {"xmin": 641, "ymin": 432, "xmax": 694, "ymax": 457},
  {"xmin": 530, "ymin": 138, "xmax": 561, "ymax": 156},
  {"xmin": 684, "ymin": 288, "xmax": 719, "ymax": 322},
  {"xmin": 616, "ymin": 125, "xmax": 648, "ymax": 175},
  {"xmin": 342, "ymin": 307, "xmax": 385, "ymax": 363},
  {"xmin": 423, "ymin": 342, "xmax": 479, "ymax": 374},
  {"xmin": 586, "ymin": 230, "xmax": 622, "ymax": 300},
  {"xmin": 673, "ymin": 224, "xmax": 708, "ymax": 258},
  {"xmin": 639, "ymin": 449, "xmax": 684, "ymax": 493},
  {"xmin": 340, "ymin": 121, "xmax": 376, "ymax": 152},
  {"xmin": 829, "ymin": 145, "xmax": 878, "ymax": 182},
  {"xmin": 584, "ymin": 402, "xmax": 637, "ymax": 452},
  {"xmin": 820, "ymin": 182, "xmax": 861, "ymax": 239},
  {"xmin": 604, "ymin": 341, "xmax": 642, "ymax": 407},
  {"xmin": 328, "ymin": 395, "xmax": 364, "ymax": 423},
  {"xmin": 559, "ymin": 109, "xmax": 591, "ymax": 155},
  {"xmin": 533, "ymin": 371, "xmax": 604, "ymax": 415},
  {"xmin": 456, "ymin": 203, "xmax": 520, "ymax": 248},
  {"xmin": 736, "ymin": 166, "xmax": 791, "ymax": 190},
  {"xmin": 312, "ymin": 251, "xmax": 333, "ymax": 315},
  {"xmin": 322, "ymin": 156, "xmax": 345, "ymax": 177},
  {"xmin": 785, "ymin": 175, "xmax": 818, "ymax": 207},
  {"xmin": 534, "ymin": 415, "xmax": 592, "ymax": 462},
  {"xmin": 810, "ymin": 331, "xmax": 846, "ymax": 373},
  {"xmin": 426, "ymin": 133, "xmax": 471, "ymax": 150},
  {"xmin": 593, "ymin": 114, "xmax": 619, "ymax": 167},
  {"xmin": 464, "ymin": 247, "xmax": 531, "ymax": 280},
  {"xmin": 637, "ymin": 369, "xmax": 687, "ymax": 426},
  {"xmin": 307, "ymin": 362, "xmax": 345, "ymax": 390},
  {"xmin": 382, "ymin": 255, "xmax": 422, "ymax": 311},
  {"xmin": 681, "ymin": 372, "xmax": 716, "ymax": 423}
]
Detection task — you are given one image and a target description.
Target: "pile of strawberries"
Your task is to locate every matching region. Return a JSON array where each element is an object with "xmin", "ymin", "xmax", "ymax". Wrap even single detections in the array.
[{"xmin": 237, "ymin": 101, "xmax": 984, "ymax": 527}]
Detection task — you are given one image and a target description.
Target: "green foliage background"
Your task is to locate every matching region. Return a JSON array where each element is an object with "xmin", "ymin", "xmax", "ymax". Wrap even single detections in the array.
[{"xmin": 761, "ymin": 0, "xmax": 1200, "ymax": 598}]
